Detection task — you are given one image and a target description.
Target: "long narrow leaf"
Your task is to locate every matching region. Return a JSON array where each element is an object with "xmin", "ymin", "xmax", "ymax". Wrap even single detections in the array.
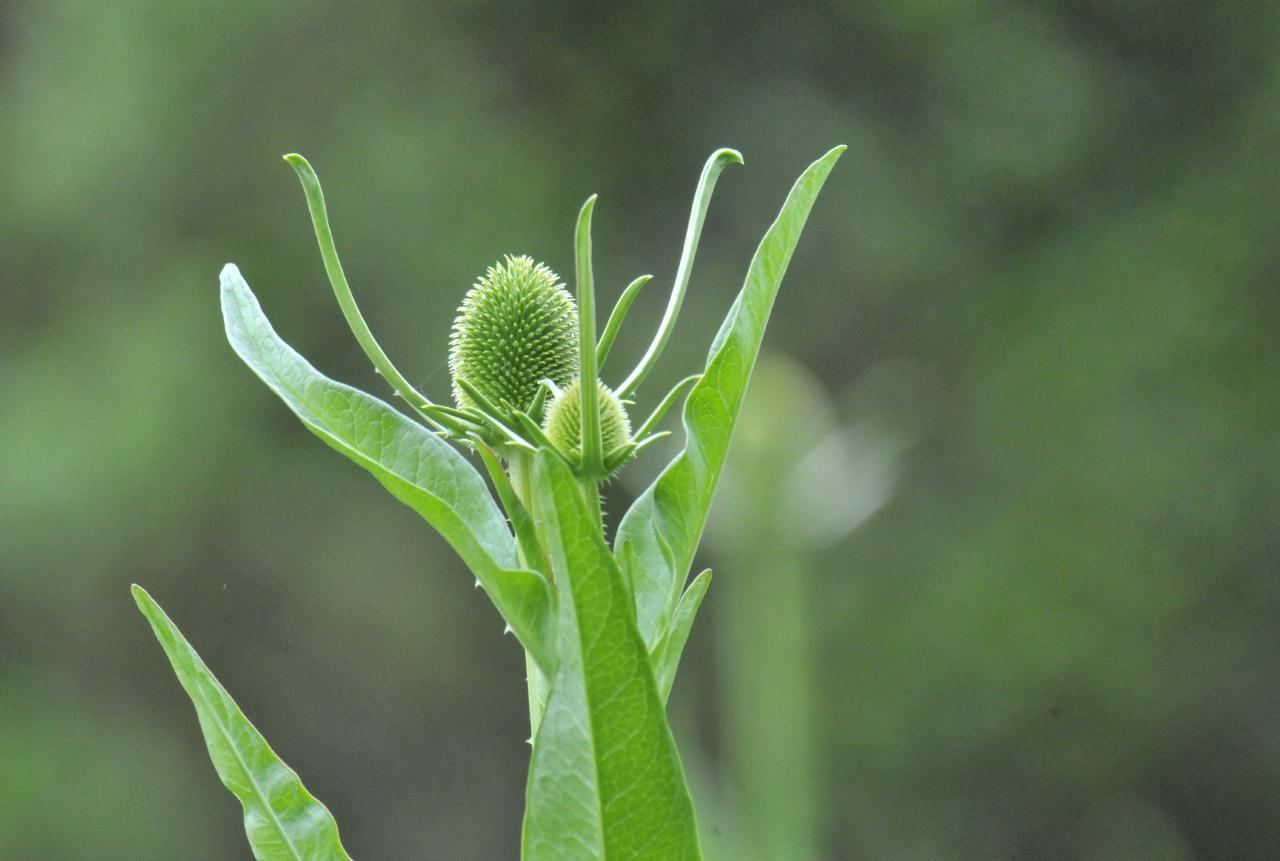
[
  {"xmin": 615, "ymin": 146, "xmax": 844, "ymax": 650},
  {"xmin": 522, "ymin": 451, "xmax": 701, "ymax": 861},
  {"xmin": 220, "ymin": 265, "xmax": 554, "ymax": 672},
  {"xmin": 132, "ymin": 585, "xmax": 353, "ymax": 861}
]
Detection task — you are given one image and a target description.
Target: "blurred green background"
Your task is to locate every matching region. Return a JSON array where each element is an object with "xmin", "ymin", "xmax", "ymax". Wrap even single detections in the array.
[{"xmin": 3, "ymin": 2, "xmax": 1279, "ymax": 858}]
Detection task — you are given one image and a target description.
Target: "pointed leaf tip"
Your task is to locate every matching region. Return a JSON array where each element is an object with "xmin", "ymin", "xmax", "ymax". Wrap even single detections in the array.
[
  {"xmin": 617, "ymin": 144, "xmax": 844, "ymax": 651},
  {"xmin": 133, "ymin": 587, "xmax": 354, "ymax": 860}
]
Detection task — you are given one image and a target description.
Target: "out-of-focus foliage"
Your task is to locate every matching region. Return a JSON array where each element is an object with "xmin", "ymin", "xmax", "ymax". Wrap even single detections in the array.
[{"xmin": 1, "ymin": 2, "xmax": 1277, "ymax": 859}]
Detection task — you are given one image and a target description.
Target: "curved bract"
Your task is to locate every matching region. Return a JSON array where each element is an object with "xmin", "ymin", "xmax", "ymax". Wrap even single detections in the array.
[
  {"xmin": 572, "ymin": 196, "xmax": 604, "ymax": 479},
  {"xmin": 617, "ymin": 148, "xmax": 744, "ymax": 399}
]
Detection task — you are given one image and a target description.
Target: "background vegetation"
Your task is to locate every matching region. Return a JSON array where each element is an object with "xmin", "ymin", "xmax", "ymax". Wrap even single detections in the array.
[{"xmin": 3, "ymin": 2, "xmax": 1278, "ymax": 858}]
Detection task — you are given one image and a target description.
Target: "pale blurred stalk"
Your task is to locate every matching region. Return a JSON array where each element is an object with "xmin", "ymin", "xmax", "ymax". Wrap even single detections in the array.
[
  {"xmin": 719, "ymin": 542, "xmax": 820, "ymax": 861},
  {"xmin": 708, "ymin": 355, "xmax": 833, "ymax": 861}
]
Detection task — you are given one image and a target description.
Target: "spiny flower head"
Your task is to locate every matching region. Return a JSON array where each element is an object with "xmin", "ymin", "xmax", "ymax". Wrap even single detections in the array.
[
  {"xmin": 449, "ymin": 255, "xmax": 578, "ymax": 416},
  {"xmin": 543, "ymin": 378, "xmax": 633, "ymax": 470}
]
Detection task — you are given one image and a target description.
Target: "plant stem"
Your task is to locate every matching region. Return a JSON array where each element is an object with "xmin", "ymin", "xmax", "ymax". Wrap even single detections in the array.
[
  {"xmin": 524, "ymin": 649, "xmax": 547, "ymax": 743},
  {"xmin": 508, "ymin": 449, "xmax": 549, "ymax": 738},
  {"xmin": 579, "ymin": 478, "xmax": 603, "ymax": 534}
]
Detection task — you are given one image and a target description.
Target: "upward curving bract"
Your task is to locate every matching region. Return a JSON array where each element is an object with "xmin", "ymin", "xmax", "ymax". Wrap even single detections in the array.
[{"xmin": 615, "ymin": 146, "xmax": 846, "ymax": 655}]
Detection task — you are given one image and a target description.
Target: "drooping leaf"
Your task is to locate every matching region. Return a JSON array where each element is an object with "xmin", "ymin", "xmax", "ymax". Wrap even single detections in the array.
[
  {"xmin": 616, "ymin": 146, "xmax": 845, "ymax": 651},
  {"xmin": 132, "ymin": 585, "xmax": 353, "ymax": 861},
  {"xmin": 220, "ymin": 264, "xmax": 554, "ymax": 672},
  {"xmin": 651, "ymin": 569, "xmax": 711, "ymax": 704},
  {"xmin": 523, "ymin": 451, "xmax": 701, "ymax": 861}
]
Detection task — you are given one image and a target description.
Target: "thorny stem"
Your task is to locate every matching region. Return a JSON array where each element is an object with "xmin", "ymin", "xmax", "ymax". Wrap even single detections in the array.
[
  {"xmin": 508, "ymin": 450, "xmax": 603, "ymax": 737},
  {"xmin": 580, "ymin": 478, "xmax": 603, "ymax": 534}
]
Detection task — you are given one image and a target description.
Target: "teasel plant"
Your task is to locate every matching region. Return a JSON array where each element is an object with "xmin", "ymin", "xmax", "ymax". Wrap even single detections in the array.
[{"xmin": 131, "ymin": 143, "xmax": 843, "ymax": 860}]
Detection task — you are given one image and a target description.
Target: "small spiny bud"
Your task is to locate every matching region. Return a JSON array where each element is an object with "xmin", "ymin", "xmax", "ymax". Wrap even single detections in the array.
[{"xmin": 543, "ymin": 378, "xmax": 633, "ymax": 469}]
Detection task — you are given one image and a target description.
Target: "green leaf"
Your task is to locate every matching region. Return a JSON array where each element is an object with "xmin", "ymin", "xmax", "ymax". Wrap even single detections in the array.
[
  {"xmin": 523, "ymin": 451, "xmax": 701, "ymax": 861},
  {"xmin": 651, "ymin": 569, "xmax": 712, "ymax": 704},
  {"xmin": 220, "ymin": 264, "xmax": 554, "ymax": 673},
  {"xmin": 616, "ymin": 146, "xmax": 845, "ymax": 650},
  {"xmin": 131, "ymin": 585, "xmax": 353, "ymax": 861}
]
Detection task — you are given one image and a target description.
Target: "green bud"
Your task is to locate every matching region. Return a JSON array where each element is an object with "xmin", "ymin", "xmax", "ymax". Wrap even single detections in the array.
[
  {"xmin": 449, "ymin": 255, "xmax": 579, "ymax": 416},
  {"xmin": 543, "ymin": 378, "xmax": 633, "ymax": 469}
]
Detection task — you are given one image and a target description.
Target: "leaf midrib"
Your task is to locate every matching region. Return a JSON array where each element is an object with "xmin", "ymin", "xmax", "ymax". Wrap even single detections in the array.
[
  {"xmin": 191, "ymin": 661, "xmax": 306, "ymax": 861},
  {"xmin": 575, "ymin": 594, "xmax": 608, "ymax": 861}
]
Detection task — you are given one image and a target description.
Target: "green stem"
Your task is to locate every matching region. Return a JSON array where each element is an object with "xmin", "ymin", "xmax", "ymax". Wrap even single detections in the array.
[
  {"xmin": 579, "ymin": 478, "xmax": 603, "ymax": 534},
  {"xmin": 508, "ymin": 450, "xmax": 550, "ymax": 738},
  {"xmin": 524, "ymin": 650, "xmax": 547, "ymax": 744}
]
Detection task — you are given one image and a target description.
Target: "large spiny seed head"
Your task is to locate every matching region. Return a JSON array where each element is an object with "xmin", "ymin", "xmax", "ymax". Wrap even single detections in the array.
[
  {"xmin": 449, "ymin": 255, "xmax": 578, "ymax": 415},
  {"xmin": 543, "ymin": 378, "xmax": 633, "ymax": 467}
]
